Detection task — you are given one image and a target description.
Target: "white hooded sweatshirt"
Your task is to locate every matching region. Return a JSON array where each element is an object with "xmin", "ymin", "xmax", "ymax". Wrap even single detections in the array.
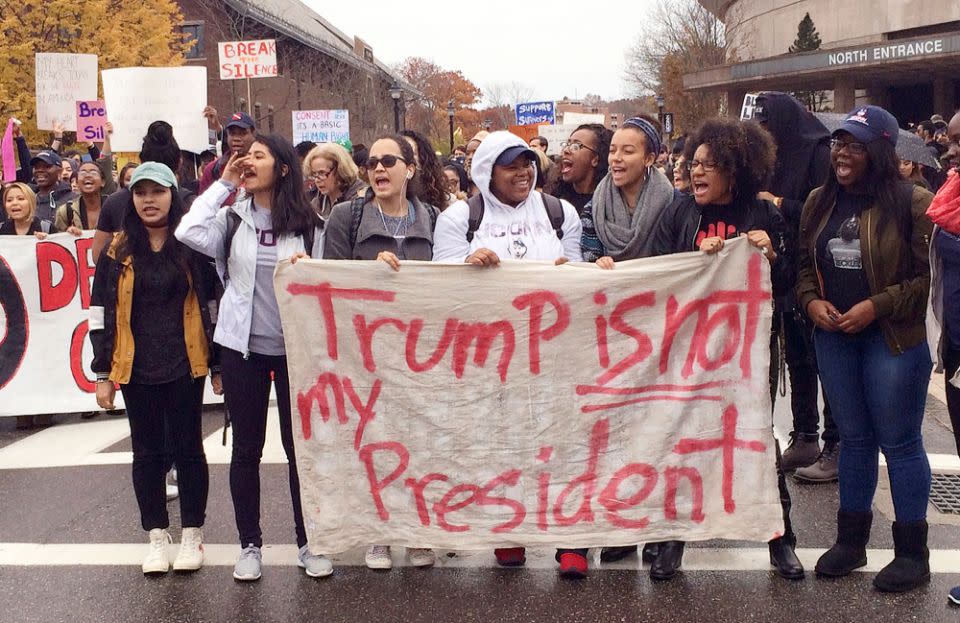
[{"xmin": 432, "ymin": 131, "xmax": 582, "ymax": 263}]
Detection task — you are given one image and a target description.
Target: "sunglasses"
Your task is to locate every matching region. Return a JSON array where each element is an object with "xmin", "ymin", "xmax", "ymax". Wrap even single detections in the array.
[{"xmin": 365, "ymin": 155, "xmax": 407, "ymax": 170}]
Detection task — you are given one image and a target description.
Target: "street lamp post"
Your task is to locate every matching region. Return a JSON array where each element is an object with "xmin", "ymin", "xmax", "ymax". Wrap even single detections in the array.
[
  {"xmin": 389, "ymin": 83, "xmax": 403, "ymax": 132},
  {"xmin": 447, "ymin": 100, "xmax": 455, "ymax": 154},
  {"xmin": 655, "ymin": 94, "xmax": 666, "ymax": 148}
]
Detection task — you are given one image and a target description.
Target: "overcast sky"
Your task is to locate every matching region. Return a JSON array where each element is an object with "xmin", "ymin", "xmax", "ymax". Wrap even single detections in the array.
[{"xmin": 303, "ymin": 0, "xmax": 655, "ymax": 104}]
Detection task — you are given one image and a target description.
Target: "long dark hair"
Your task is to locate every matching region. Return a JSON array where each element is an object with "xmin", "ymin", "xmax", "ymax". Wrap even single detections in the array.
[
  {"xmin": 545, "ymin": 123, "xmax": 613, "ymax": 199},
  {"xmin": 118, "ymin": 182, "xmax": 187, "ymax": 266},
  {"xmin": 252, "ymin": 133, "xmax": 320, "ymax": 236},
  {"xmin": 401, "ymin": 129, "xmax": 447, "ymax": 208},
  {"xmin": 811, "ymin": 136, "xmax": 910, "ymax": 241}
]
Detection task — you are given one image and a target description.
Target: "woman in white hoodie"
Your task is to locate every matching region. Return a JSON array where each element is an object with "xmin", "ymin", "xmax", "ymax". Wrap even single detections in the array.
[
  {"xmin": 175, "ymin": 134, "xmax": 329, "ymax": 582},
  {"xmin": 432, "ymin": 131, "xmax": 581, "ymax": 568}
]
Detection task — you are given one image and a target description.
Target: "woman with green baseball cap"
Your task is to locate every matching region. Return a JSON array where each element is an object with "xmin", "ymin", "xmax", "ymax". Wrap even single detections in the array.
[{"xmin": 89, "ymin": 161, "xmax": 221, "ymax": 576}]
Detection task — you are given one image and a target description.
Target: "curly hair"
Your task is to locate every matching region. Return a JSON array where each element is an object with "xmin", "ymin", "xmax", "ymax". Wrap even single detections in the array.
[
  {"xmin": 683, "ymin": 118, "xmax": 776, "ymax": 203},
  {"xmin": 401, "ymin": 130, "xmax": 449, "ymax": 209}
]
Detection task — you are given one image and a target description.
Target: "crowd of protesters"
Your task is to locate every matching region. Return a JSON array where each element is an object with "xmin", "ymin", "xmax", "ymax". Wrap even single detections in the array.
[{"xmin": 2, "ymin": 96, "xmax": 960, "ymax": 602}]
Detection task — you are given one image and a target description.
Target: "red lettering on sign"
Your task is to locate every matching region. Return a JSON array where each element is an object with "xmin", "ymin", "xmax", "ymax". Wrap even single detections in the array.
[
  {"xmin": 552, "ymin": 419, "xmax": 608, "ymax": 526},
  {"xmin": 673, "ymin": 403, "xmax": 765, "ymax": 513},
  {"xmin": 404, "ymin": 318, "xmax": 456, "ymax": 372},
  {"xmin": 511, "ymin": 290, "xmax": 570, "ymax": 375},
  {"xmin": 476, "ymin": 469, "xmax": 526, "ymax": 533},
  {"xmin": 36, "ymin": 241, "xmax": 78, "ymax": 312},
  {"xmin": 594, "ymin": 292, "xmax": 655, "ymax": 386},
  {"xmin": 69, "ymin": 320, "xmax": 95, "ymax": 393},
  {"xmin": 663, "ymin": 466, "xmax": 705, "ymax": 522},
  {"xmin": 75, "ymin": 237, "xmax": 95, "ymax": 310},
  {"xmin": 433, "ymin": 484, "xmax": 481, "ymax": 532},
  {"xmin": 452, "ymin": 320, "xmax": 515, "ymax": 382},
  {"xmin": 358, "ymin": 441, "xmax": 409, "ymax": 521},
  {"xmin": 353, "ymin": 316, "xmax": 406, "ymax": 372},
  {"xmin": 404, "ymin": 472, "xmax": 449, "ymax": 526},
  {"xmin": 598, "ymin": 462, "xmax": 659, "ymax": 529}
]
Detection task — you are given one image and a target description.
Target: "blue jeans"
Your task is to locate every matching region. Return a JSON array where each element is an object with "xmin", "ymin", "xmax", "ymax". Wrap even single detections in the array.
[{"xmin": 814, "ymin": 327, "xmax": 932, "ymax": 521}]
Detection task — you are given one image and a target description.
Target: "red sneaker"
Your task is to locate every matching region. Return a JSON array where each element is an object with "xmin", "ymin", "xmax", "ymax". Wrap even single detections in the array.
[
  {"xmin": 494, "ymin": 547, "xmax": 526, "ymax": 567},
  {"xmin": 558, "ymin": 552, "xmax": 588, "ymax": 579}
]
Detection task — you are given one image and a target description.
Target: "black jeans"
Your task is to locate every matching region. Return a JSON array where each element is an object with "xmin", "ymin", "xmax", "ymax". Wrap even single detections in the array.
[
  {"xmin": 221, "ymin": 348, "xmax": 307, "ymax": 549},
  {"xmin": 122, "ymin": 375, "xmax": 208, "ymax": 531},
  {"xmin": 781, "ymin": 307, "xmax": 838, "ymax": 444},
  {"xmin": 943, "ymin": 342, "xmax": 960, "ymax": 457}
]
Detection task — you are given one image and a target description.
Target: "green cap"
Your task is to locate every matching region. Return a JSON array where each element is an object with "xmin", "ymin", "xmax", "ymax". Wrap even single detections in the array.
[
  {"xmin": 336, "ymin": 138, "xmax": 353, "ymax": 153},
  {"xmin": 129, "ymin": 162, "xmax": 178, "ymax": 189}
]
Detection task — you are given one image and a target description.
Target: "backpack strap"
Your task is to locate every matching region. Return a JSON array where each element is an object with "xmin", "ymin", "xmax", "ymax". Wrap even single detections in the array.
[
  {"xmin": 540, "ymin": 192, "xmax": 565, "ymax": 240},
  {"xmin": 222, "ymin": 208, "xmax": 242, "ymax": 284},
  {"xmin": 466, "ymin": 193, "xmax": 484, "ymax": 243},
  {"xmin": 65, "ymin": 201, "xmax": 75, "ymax": 230},
  {"xmin": 347, "ymin": 195, "xmax": 366, "ymax": 251},
  {"xmin": 302, "ymin": 225, "xmax": 316, "ymax": 258}
]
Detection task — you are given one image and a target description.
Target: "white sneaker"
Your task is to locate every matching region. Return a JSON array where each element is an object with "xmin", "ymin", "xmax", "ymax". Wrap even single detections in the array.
[
  {"xmin": 297, "ymin": 545, "xmax": 333, "ymax": 578},
  {"xmin": 166, "ymin": 468, "xmax": 178, "ymax": 501},
  {"xmin": 173, "ymin": 527, "xmax": 204, "ymax": 571},
  {"xmin": 365, "ymin": 545, "xmax": 392, "ymax": 570},
  {"xmin": 406, "ymin": 548, "xmax": 436, "ymax": 567},
  {"xmin": 142, "ymin": 528, "xmax": 172, "ymax": 574}
]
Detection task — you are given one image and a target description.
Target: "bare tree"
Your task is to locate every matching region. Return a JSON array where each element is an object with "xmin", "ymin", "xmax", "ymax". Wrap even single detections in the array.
[
  {"xmin": 622, "ymin": 0, "xmax": 732, "ymax": 131},
  {"xmin": 484, "ymin": 81, "xmax": 536, "ymax": 127}
]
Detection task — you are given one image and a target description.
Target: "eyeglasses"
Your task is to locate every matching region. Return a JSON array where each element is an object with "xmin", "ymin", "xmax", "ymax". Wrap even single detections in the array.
[
  {"xmin": 365, "ymin": 155, "xmax": 407, "ymax": 170},
  {"xmin": 829, "ymin": 138, "xmax": 867, "ymax": 155},
  {"xmin": 685, "ymin": 159, "xmax": 720, "ymax": 173},
  {"xmin": 560, "ymin": 140, "xmax": 596, "ymax": 154},
  {"xmin": 309, "ymin": 168, "xmax": 335, "ymax": 182},
  {"xmin": 77, "ymin": 169, "xmax": 102, "ymax": 179}
]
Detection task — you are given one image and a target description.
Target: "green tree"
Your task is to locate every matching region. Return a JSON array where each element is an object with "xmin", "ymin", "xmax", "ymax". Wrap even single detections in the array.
[
  {"xmin": 788, "ymin": 13, "xmax": 827, "ymax": 111},
  {"xmin": 789, "ymin": 13, "xmax": 822, "ymax": 53},
  {"xmin": 0, "ymin": 0, "xmax": 192, "ymax": 144}
]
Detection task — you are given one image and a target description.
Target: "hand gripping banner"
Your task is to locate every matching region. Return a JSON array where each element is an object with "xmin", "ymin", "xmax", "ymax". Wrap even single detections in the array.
[{"xmin": 275, "ymin": 239, "xmax": 783, "ymax": 553}]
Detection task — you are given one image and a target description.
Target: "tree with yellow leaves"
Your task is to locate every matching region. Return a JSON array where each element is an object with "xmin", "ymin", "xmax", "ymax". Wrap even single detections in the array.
[{"xmin": 0, "ymin": 0, "xmax": 192, "ymax": 144}]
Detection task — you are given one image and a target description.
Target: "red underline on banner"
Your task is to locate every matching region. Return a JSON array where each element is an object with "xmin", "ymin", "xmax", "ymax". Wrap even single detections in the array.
[
  {"xmin": 581, "ymin": 394, "xmax": 724, "ymax": 412},
  {"xmin": 575, "ymin": 381, "xmax": 735, "ymax": 396}
]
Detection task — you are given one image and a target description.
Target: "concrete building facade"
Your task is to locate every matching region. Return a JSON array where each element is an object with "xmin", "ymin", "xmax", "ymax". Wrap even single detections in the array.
[{"xmin": 686, "ymin": 0, "xmax": 960, "ymax": 123}]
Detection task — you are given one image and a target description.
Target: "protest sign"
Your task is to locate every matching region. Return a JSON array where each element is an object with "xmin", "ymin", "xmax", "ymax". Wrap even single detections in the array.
[
  {"xmin": 561, "ymin": 111, "xmax": 606, "ymax": 126},
  {"xmin": 76, "ymin": 100, "xmax": 107, "ymax": 142},
  {"xmin": 218, "ymin": 39, "xmax": 278, "ymax": 80},
  {"xmin": 275, "ymin": 240, "xmax": 783, "ymax": 553},
  {"xmin": 507, "ymin": 125, "xmax": 541, "ymax": 146},
  {"xmin": 102, "ymin": 67, "xmax": 209, "ymax": 154},
  {"xmin": 0, "ymin": 233, "xmax": 221, "ymax": 416},
  {"xmin": 34, "ymin": 53, "xmax": 98, "ymax": 131},
  {"xmin": 536, "ymin": 124, "xmax": 579, "ymax": 156},
  {"xmin": 516, "ymin": 101, "xmax": 555, "ymax": 126},
  {"xmin": 292, "ymin": 110, "xmax": 350, "ymax": 145}
]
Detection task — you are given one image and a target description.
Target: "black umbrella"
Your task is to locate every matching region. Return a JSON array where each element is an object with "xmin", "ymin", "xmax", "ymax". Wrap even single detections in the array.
[{"xmin": 814, "ymin": 112, "xmax": 941, "ymax": 170}]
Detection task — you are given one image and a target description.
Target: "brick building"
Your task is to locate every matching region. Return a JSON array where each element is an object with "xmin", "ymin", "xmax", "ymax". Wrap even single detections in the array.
[{"xmin": 176, "ymin": 0, "xmax": 415, "ymax": 145}]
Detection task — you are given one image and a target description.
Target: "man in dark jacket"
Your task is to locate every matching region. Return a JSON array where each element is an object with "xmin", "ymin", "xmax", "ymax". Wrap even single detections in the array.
[
  {"xmin": 752, "ymin": 91, "xmax": 839, "ymax": 481},
  {"xmin": 196, "ymin": 110, "xmax": 256, "ymax": 204},
  {"xmin": 30, "ymin": 150, "xmax": 77, "ymax": 225}
]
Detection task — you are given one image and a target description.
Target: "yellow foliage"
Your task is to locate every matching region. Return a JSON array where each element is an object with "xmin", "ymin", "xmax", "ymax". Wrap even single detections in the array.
[{"xmin": 0, "ymin": 0, "xmax": 192, "ymax": 144}]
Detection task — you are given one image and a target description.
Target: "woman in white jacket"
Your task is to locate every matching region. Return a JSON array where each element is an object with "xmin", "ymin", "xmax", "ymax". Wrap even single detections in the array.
[
  {"xmin": 175, "ymin": 134, "xmax": 327, "ymax": 582},
  {"xmin": 432, "ymin": 131, "xmax": 581, "ymax": 568}
]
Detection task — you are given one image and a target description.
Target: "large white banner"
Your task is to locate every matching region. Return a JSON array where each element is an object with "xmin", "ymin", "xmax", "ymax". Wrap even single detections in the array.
[
  {"xmin": 275, "ymin": 240, "xmax": 783, "ymax": 553},
  {"xmin": 102, "ymin": 67, "xmax": 209, "ymax": 154},
  {"xmin": 0, "ymin": 233, "xmax": 220, "ymax": 416},
  {"xmin": 34, "ymin": 53, "xmax": 99, "ymax": 131}
]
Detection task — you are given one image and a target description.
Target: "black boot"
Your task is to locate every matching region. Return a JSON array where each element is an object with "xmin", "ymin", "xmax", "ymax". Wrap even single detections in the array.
[
  {"xmin": 873, "ymin": 520, "xmax": 930, "ymax": 592},
  {"xmin": 649, "ymin": 541, "xmax": 684, "ymax": 580},
  {"xmin": 815, "ymin": 510, "xmax": 872, "ymax": 577},
  {"xmin": 769, "ymin": 535, "xmax": 805, "ymax": 580}
]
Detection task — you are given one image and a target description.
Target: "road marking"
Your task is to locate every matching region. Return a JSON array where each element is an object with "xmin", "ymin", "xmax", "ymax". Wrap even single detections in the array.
[{"xmin": 2, "ymin": 542, "xmax": 960, "ymax": 573}]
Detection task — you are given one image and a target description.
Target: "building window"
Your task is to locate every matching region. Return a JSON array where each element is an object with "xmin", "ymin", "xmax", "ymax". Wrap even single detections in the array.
[
  {"xmin": 363, "ymin": 47, "xmax": 374, "ymax": 62},
  {"xmin": 180, "ymin": 21, "xmax": 204, "ymax": 60}
]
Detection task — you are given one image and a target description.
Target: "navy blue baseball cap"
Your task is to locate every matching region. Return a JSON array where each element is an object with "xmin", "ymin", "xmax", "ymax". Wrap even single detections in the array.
[
  {"xmin": 30, "ymin": 150, "xmax": 62, "ymax": 166},
  {"xmin": 835, "ymin": 105, "xmax": 899, "ymax": 147},
  {"xmin": 495, "ymin": 145, "xmax": 537, "ymax": 167},
  {"xmin": 224, "ymin": 111, "xmax": 256, "ymax": 131}
]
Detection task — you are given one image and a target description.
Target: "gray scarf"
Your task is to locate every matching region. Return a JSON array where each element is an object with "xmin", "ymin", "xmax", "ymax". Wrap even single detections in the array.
[{"xmin": 591, "ymin": 167, "xmax": 675, "ymax": 260}]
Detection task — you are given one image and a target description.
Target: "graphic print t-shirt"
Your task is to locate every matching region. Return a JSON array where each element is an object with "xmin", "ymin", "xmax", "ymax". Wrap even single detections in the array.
[
  {"xmin": 248, "ymin": 206, "xmax": 285, "ymax": 356},
  {"xmin": 815, "ymin": 189, "xmax": 873, "ymax": 314},
  {"xmin": 694, "ymin": 202, "xmax": 744, "ymax": 251}
]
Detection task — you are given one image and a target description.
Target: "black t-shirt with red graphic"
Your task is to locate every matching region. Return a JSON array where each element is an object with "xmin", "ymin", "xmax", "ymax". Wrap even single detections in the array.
[{"xmin": 694, "ymin": 202, "xmax": 747, "ymax": 249}]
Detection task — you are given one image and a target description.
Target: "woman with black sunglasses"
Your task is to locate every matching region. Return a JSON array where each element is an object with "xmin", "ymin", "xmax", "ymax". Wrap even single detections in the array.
[{"xmin": 319, "ymin": 134, "xmax": 439, "ymax": 569}]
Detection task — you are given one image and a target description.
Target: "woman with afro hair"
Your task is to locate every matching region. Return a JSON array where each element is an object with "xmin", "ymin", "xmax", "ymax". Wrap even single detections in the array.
[{"xmin": 649, "ymin": 117, "xmax": 804, "ymax": 582}]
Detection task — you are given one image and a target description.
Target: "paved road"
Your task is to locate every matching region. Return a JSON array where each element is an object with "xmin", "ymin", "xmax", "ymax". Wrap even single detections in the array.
[{"xmin": 2, "ymin": 379, "xmax": 960, "ymax": 623}]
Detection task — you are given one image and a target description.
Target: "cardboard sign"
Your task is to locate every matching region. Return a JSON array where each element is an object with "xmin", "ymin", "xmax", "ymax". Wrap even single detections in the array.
[
  {"xmin": 561, "ymin": 111, "xmax": 605, "ymax": 126},
  {"xmin": 275, "ymin": 240, "xmax": 783, "ymax": 553},
  {"xmin": 535, "ymin": 124, "xmax": 580, "ymax": 156},
  {"xmin": 0, "ymin": 233, "xmax": 226, "ymax": 415},
  {"xmin": 292, "ymin": 110, "xmax": 350, "ymax": 145},
  {"xmin": 102, "ymin": 67, "xmax": 209, "ymax": 154},
  {"xmin": 516, "ymin": 101, "xmax": 555, "ymax": 126},
  {"xmin": 34, "ymin": 53, "xmax": 99, "ymax": 131},
  {"xmin": 218, "ymin": 39, "xmax": 278, "ymax": 80},
  {"xmin": 76, "ymin": 100, "xmax": 107, "ymax": 142}
]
